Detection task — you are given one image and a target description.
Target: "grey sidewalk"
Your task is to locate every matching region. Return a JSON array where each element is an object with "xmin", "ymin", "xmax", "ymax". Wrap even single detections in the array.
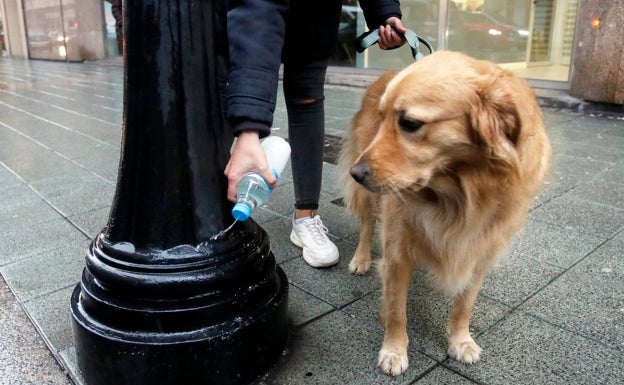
[{"xmin": 1, "ymin": 57, "xmax": 623, "ymax": 385}]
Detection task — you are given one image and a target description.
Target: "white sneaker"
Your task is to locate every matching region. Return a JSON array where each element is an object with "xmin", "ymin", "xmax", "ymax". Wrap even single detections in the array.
[{"xmin": 290, "ymin": 215, "xmax": 339, "ymax": 268}]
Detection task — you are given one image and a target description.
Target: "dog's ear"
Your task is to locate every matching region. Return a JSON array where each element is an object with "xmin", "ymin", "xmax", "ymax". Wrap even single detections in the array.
[
  {"xmin": 469, "ymin": 73, "xmax": 523, "ymax": 173},
  {"xmin": 470, "ymin": 73, "xmax": 521, "ymax": 149}
]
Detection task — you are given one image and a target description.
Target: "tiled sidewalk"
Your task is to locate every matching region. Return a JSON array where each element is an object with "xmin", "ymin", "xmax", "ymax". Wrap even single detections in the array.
[{"xmin": 0, "ymin": 58, "xmax": 623, "ymax": 385}]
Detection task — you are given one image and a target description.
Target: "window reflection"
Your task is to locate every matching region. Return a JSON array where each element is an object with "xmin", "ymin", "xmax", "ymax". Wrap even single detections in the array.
[
  {"xmin": 448, "ymin": 4, "xmax": 529, "ymax": 63},
  {"xmin": 23, "ymin": 0, "xmax": 81, "ymax": 61}
]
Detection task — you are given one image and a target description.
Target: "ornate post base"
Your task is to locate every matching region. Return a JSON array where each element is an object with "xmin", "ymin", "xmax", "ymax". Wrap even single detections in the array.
[{"xmin": 71, "ymin": 221, "xmax": 288, "ymax": 385}]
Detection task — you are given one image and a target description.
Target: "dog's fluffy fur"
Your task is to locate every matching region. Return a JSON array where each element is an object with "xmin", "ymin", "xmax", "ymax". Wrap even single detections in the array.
[{"xmin": 338, "ymin": 51, "xmax": 551, "ymax": 375}]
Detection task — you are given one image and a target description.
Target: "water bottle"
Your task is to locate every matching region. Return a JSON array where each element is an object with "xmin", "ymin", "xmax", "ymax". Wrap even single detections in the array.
[{"xmin": 232, "ymin": 136, "xmax": 291, "ymax": 221}]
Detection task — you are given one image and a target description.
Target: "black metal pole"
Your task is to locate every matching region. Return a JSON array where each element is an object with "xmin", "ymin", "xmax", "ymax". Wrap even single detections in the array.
[{"xmin": 70, "ymin": 2, "xmax": 289, "ymax": 384}]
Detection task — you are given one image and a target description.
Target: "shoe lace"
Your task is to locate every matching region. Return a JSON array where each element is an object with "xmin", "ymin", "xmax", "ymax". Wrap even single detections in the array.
[{"xmin": 307, "ymin": 216, "xmax": 329, "ymax": 244}]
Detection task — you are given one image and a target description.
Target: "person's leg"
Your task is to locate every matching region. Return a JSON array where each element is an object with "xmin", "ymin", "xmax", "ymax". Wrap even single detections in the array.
[
  {"xmin": 283, "ymin": 59, "xmax": 339, "ymax": 267},
  {"xmin": 283, "ymin": 60, "xmax": 326, "ymax": 218}
]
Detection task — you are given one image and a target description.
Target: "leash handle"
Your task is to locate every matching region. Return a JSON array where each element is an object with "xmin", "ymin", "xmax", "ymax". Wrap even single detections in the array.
[{"xmin": 354, "ymin": 28, "xmax": 434, "ymax": 61}]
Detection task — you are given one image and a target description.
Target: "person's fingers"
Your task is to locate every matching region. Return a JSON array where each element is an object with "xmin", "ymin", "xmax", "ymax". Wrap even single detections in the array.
[
  {"xmin": 225, "ymin": 167, "xmax": 240, "ymax": 202},
  {"xmin": 377, "ymin": 25, "xmax": 390, "ymax": 48},
  {"xmin": 227, "ymin": 179, "xmax": 237, "ymax": 202},
  {"xmin": 224, "ymin": 159, "xmax": 231, "ymax": 176},
  {"xmin": 378, "ymin": 25, "xmax": 404, "ymax": 49},
  {"xmin": 264, "ymin": 170, "xmax": 277, "ymax": 190}
]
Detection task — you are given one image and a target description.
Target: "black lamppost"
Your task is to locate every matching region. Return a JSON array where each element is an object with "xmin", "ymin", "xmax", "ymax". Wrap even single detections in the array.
[{"xmin": 70, "ymin": 2, "xmax": 289, "ymax": 384}]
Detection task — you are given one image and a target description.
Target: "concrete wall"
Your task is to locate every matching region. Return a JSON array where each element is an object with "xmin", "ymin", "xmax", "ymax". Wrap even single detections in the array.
[{"xmin": 569, "ymin": 0, "xmax": 623, "ymax": 104}]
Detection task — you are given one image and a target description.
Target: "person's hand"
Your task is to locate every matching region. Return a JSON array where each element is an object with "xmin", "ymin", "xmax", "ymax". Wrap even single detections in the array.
[
  {"xmin": 377, "ymin": 17, "xmax": 407, "ymax": 50},
  {"xmin": 225, "ymin": 131, "xmax": 277, "ymax": 203}
]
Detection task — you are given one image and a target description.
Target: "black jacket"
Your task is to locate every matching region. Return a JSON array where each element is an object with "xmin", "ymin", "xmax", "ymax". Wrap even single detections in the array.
[{"xmin": 225, "ymin": 0, "xmax": 401, "ymax": 137}]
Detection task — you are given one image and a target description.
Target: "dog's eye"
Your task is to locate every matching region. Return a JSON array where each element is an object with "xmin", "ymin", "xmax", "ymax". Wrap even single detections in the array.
[{"xmin": 398, "ymin": 113, "xmax": 425, "ymax": 133}]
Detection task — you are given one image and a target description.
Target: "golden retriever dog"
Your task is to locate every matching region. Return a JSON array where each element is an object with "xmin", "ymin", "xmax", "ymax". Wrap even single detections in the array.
[{"xmin": 338, "ymin": 51, "xmax": 551, "ymax": 375}]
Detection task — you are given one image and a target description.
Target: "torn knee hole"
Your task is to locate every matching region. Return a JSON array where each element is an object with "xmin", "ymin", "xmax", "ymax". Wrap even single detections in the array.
[{"xmin": 291, "ymin": 98, "xmax": 319, "ymax": 105}]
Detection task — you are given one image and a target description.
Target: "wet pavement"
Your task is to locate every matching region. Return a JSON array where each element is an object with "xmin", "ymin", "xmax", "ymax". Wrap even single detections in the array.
[{"xmin": 0, "ymin": 57, "xmax": 623, "ymax": 385}]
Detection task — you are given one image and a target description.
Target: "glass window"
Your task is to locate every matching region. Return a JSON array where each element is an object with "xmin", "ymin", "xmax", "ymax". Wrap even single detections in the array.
[
  {"xmin": 522, "ymin": 0, "xmax": 578, "ymax": 82},
  {"xmin": 23, "ymin": 0, "xmax": 93, "ymax": 62},
  {"xmin": 330, "ymin": 2, "xmax": 364, "ymax": 66},
  {"xmin": 23, "ymin": 0, "xmax": 68, "ymax": 60},
  {"xmin": 447, "ymin": 1, "xmax": 530, "ymax": 63},
  {"xmin": 333, "ymin": 0, "xmax": 578, "ymax": 83},
  {"xmin": 0, "ymin": 6, "xmax": 6, "ymax": 56},
  {"xmin": 103, "ymin": 0, "xmax": 121, "ymax": 56}
]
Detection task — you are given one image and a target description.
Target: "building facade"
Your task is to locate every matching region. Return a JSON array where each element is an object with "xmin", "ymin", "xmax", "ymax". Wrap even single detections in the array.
[{"xmin": 0, "ymin": 0, "xmax": 621, "ymax": 104}]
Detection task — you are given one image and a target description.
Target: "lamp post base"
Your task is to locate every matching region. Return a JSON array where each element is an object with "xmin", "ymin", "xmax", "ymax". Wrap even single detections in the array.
[{"xmin": 70, "ymin": 226, "xmax": 289, "ymax": 385}]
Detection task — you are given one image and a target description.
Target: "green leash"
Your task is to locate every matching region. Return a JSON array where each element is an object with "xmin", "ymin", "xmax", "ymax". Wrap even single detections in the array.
[{"xmin": 354, "ymin": 28, "xmax": 434, "ymax": 61}]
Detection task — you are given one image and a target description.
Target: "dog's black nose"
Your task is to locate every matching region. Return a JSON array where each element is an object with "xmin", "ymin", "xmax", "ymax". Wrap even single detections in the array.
[{"xmin": 350, "ymin": 163, "xmax": 370, "ymax": 183}]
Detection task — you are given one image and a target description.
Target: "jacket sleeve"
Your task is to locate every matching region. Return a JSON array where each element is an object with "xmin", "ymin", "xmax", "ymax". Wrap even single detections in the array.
[
  {"xmin": 226, "ymin": 0, "xmax": 288, "ymax": 137},
  {"xmin": 358, "ymin": 0, "xmax": 402, "ymax": 29}
]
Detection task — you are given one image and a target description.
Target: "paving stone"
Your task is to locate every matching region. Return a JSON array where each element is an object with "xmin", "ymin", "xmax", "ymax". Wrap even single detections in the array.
[
  {"xmin": 0, "ymin": 277, "xmax": 72, "ymax": 385},
  {"xmin": 1, "ymin": 240, "xmax": 87, "ymax": 302},
  {"xmin": 445, "ymin": 312, "xmax": 624, "ymax": 385},
  {"xmin": 256, "ymin": 310, "xmax": 436, "ymax": 385},
  {"xmin": 0, "ymin": 218, "xmax": 88, "ymax": 266},
  {"xmin": 520, "ymin": 233, "xmax": 624, "ymax": 351}
]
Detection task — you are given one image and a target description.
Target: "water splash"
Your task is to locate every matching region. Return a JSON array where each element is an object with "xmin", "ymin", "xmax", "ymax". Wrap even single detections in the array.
[
  {"xmin": 109, "ymin": 241, "xmax": 136, "ymax": 253},
  {"xmin": 103, "ymin": 221, "xmax": 238, "ymax": 260},
  {"xmin": 209, "ymin": 219, "xmax": 238, "ymax": 241}
]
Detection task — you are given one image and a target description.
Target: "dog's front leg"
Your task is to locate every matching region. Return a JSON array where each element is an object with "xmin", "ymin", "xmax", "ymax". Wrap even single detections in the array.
[
  {"xmin": 446, "ymin": 269, "xmax": 487, "ymax": 364},
  {"xmin": 377, "ymin": 252, "xmax": 414, "ymax": 376}
]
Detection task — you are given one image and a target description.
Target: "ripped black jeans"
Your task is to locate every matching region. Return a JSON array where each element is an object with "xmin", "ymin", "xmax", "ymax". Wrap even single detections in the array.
[{"xmin": 283, "ymin": 59, "xmax": 328, "ymax": 211}]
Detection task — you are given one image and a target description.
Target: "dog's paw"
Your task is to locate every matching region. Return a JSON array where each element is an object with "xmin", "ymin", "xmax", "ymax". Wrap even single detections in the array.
[
  {"xmin": 377, "ymin": 348, "xmax": 409, "ymax": 376},
  {"xmin": 349, "ymin": 257, "xmax": 371, "ymax": 275},
  {"xmin": 447, "ymin": 337, "xmax": 482, "ymax": 364}
]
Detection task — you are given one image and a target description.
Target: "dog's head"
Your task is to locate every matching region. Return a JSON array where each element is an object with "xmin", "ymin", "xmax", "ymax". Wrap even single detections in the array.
[{"xmin": 350, "ymin": 51, "xmax": 537, "ymax": 195}]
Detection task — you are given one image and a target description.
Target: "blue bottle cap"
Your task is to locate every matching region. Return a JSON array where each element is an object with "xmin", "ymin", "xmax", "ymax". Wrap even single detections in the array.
[{"xmin": 232, "ymin": 201, "xmax": 252, "ymax": 221}]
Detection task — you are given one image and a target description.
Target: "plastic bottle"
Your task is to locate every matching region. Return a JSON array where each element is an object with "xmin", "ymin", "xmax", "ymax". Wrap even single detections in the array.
[{"xmin": 231, "ymin": 136, "xmax": 291, "ymax": 221}]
